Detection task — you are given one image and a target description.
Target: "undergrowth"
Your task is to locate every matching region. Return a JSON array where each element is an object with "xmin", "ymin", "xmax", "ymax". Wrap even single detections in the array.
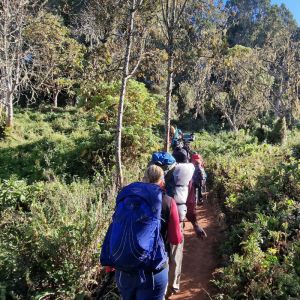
[{"xmin": 194, "ymin": 130, "xmax": 300, "ymax": 299}]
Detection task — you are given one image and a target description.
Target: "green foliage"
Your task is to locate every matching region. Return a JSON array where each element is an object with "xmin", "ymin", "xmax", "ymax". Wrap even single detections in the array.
[
  {"xmin": 24, "ymin": 12, "xmax": 85, "ymax": 100},
  {"xmin": 0, "ymin": 179, "xmax": 44, "ymax": 213},
  {"xmin": 78, "ymin": 80, "xmax": 162, "ymax": 162},
  {"xmin": 194, "ymin": 130, "xmax": 300, "ymax": 299},
  {"xmin": 0, "ymin": 177, "xmax": 116, "ymax": 299},
  {"xmin": 0, "ymin": 84, "xmax": 161, "ymax": 182},
  {"xmin": 269, "ymin": 117, "xmax": 288, "ymax": 145},
  {"xmin": 0, "ymin": 101, "xmax": 156, "ymax": 298},
  {"xmin": 0, "ymin": 108, "xmax": 112, "ymax": 181}
]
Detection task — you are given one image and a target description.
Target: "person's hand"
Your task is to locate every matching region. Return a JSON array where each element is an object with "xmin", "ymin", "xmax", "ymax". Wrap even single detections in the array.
[
  {"xmin": 193, "ymin": 223, "xmax": 207, "ymax": 239},
  {"xmin": 105, "ymin": 266, "xmax": 115, "ymax": 273}
]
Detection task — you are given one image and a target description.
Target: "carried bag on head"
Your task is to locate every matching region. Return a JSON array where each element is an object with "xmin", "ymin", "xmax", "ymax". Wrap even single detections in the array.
[
  {"xmin": 151, "ymin": 151, "xmax": 176, "ymax": 168},
  {"xmin": 100, "ymin": 182, "xmax": 167, "ymax": 273},
  {"xmin": 150, "ymin": 151, "xmax": 176, "ymax": 197}
]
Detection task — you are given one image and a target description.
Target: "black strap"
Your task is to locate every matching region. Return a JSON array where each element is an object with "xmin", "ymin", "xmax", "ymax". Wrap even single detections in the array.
[
  {"xmin": 161, "ymin": 194, "xmax": 172, "ymax": 248},
  {"xmin": 161, "ymin": 195, "xmax": 172, "ymax": 223}
]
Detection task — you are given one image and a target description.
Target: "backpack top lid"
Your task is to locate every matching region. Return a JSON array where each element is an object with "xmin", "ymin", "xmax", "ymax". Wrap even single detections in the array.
[
  {"xmin": 117, "ymin": 182, "xmax": 163, "ymax": 213},
  {"xmin": 191, "ymin": 153, "xmax": 203, "ymax": 164},
  {"xmin": 151, "ymin": 152, "xmax": 176, "ymax": 167},
  {"xmin": 172, "ymin": 148, "xmax": 189, "ymax": 163},
  {"xmin": 173, "ymin": 163, "xmax": 195, "ymax": 186},
  {"xmin": 172, "ymin": 139, "xmax": 183, "ymax": 148}
]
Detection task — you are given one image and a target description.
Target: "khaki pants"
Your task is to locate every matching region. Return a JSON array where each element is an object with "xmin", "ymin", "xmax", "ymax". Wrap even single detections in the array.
[{"xmin": 168, "ymin": 223, "xmax": 184, "ymax": 291}]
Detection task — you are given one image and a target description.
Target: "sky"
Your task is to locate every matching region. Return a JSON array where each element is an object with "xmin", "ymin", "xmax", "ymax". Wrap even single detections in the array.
[{"xmin": 271, "ymin": 0, "xmax": 300, "ymax": 25}]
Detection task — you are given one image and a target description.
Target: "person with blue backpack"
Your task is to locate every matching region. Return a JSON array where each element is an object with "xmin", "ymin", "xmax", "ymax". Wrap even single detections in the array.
[
  {"xmin": 100, "ymin": 165, "xmax": 182, "ymax": 300},
  {"xmin": 150, "ymin": 151, "xmax": 207, "ymax": 298}
]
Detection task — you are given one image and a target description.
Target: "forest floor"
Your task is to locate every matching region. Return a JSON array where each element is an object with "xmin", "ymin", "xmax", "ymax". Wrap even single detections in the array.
[{"xmin": 170, "ymin": 199, "xmax": 223, "ymax": 300}]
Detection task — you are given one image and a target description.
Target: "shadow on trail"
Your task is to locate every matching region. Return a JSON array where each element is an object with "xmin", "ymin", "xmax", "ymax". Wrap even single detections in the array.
[{"xmin": 171, "ymin": 201, "xmax": 223, "ymax": 300}]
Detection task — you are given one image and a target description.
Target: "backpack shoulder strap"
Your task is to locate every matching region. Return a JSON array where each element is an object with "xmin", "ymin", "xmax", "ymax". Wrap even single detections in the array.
[
  {"xmin": 161, "ymin": 193, "xmax": 172, "ymax": 245},
  {"xmin": 162, "ymin": 194, "xmax": 172, "ymax": 222}
]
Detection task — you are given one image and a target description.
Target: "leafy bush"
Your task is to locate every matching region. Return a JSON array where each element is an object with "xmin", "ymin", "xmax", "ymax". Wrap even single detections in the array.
[
  {"xmin": 193, "ymin": 130, "xmax": 300, "ymax": 299},
  {"xmin": 268, "ymin": 117, "xmax": 288, "ymax": 145},
  {"xmin": 78, "ymin": 79, "xmax": 163, "ymax": 162},
  {"xmin": 0, "ymin": 177, "xmax": 116, "ymax": 299},
  {"xmin": 0, "ymin": 98, "xmax": 161, "ymax": 182}
]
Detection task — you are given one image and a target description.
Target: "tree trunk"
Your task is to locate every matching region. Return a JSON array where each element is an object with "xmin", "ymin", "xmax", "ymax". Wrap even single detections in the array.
[
  {"xmin": 115, "ymin": 0, "xmax": 137, "ymax": 189},
  {"xmin": 6, "ymin": 93, "xmax": 13, "ymax": 128},
  {"xmin": 224, "ymin": 112, "xmax": 238, "ymax": 132},
  {"xmin": 164, "ymin": 45, "xmax": 174, "ymax": 152},
  {"xmin": 275, "ymin": 74, "xmax": 284, "ymax": 118},
  {"xmin": 0, "ymin": 102, "xmax": 4, "ymax": 117},
  {"xmin": 53, "ymin": 89, "xmax": 60, "ymax": 108},
  {"xmin": 164, "ymin": 0, "xmax": 176, "ymax": 152}
]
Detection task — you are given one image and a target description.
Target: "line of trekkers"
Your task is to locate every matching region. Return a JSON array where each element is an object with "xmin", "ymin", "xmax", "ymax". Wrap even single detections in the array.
[{"xmin": 100, "ymin": 127, "xmax": 207, "ymax": 300}]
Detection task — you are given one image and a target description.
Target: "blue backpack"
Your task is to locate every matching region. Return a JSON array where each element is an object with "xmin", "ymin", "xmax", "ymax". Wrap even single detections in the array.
[
  {"xmin": 100, "ymin": 182, "xmax": 167, "ymax": 273},
  {"xmin": 151, "ymin": 152, "xmax": 176, "ymax": 197},
  {"xmin": 151, "ymin": 152, "xmax": 176, "ymax": 167}
]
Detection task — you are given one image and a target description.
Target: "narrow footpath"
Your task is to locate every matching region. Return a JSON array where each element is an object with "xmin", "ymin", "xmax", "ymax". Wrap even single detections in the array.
[{"xmin": 170, "ymin": 200, "xmax": 223, "ymax": 300}]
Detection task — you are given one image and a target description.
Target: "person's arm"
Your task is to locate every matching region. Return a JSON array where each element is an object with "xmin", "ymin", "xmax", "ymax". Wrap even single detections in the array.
[
  {"xmin": 201, "ymin": 167, "xmax": 207, "ymax": 183},
  {"xmin": 167, "ymin": 199, "xmax": 183, "ymax": 245},
  {"xmin": 186, "ymin": 181, "xmax": 207, "ymax": 239},
  {"xmin": 186, "ymin": 181, "xmax": 197, "ymax": 224}
]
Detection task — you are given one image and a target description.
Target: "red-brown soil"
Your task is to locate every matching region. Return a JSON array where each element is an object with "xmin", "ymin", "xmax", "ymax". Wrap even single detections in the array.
[{"xmin": 170, "ymin": 202, "xmax": 223, "ymax": 300}]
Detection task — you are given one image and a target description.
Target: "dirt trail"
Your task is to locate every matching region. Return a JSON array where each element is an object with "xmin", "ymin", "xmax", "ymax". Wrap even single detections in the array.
[{"xmin": 170, "ymin": 201, "xmax": 223, "ymax": 300}]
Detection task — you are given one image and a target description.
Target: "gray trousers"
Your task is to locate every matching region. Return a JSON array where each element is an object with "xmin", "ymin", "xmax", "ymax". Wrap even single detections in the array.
[{"xmin": 168, "ymin": 223, "xmax": 184, "ymax": 291}]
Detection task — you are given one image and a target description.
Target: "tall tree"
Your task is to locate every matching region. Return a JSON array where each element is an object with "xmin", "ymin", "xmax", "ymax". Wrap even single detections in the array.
[
  {"xmin": 160, "ymin": 0, "xmax": 188, "ymax": 151},
  {"xmin": 74, "ymin": 0, "xmax": 126, "ymax": 84},
  {"xmin": 0, "ymin": 0, "xmax": 28, "ymax": 127},
  {"xmin": 226, "ymin": 0, "xmax": 271, "ymax": 47},
  {"xmin": 174, "ymin": 0, "xmax": 228, "ymax": 119},
  {"xmin": 115, "ymin": 0, "xmax": 148, "ymax": 188},
  {"xmin": 265, "ymin": 31, "xmax": 300, "ymax": 122},
  {"xmin": 260, "ymin": 6, "xmax": 299, "ymax": 121},
  {"xmin": 24, "ymin": 12, "xmax": 85, "ymax": 107},
  {"xmin": 0, "ymin": 0, "xmax": 41, "ymax": 127},
  {"xmin": 226, "ymin": 0, "xmax": 297, "ymax": 48},
  {"xmin": 211, "ymin": 46, "xmax": 273, "ymax": 131}
]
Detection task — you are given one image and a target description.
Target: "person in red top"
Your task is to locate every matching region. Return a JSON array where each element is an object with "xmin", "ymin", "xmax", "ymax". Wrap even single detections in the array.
[{"xmin": 144, "ymin": 165, "xmax": 183, "ymax": 250}]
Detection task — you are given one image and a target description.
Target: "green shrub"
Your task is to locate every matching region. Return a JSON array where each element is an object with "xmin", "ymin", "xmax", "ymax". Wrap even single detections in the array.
[
  {"xmin": 268, "ymin": 117, "xmax": 288, "ymax": 145},
  {"xmin": 0, "ymin": 177, "xmax": 116, "ymax": 299},
  {"xmin": 78, "ymin": 80, "xmax": 163, "ymax": 162},
  {"xmin": 0, "ymin": 178, "xmax": 44, "ymax": 213},
  {"xmin": 193, "ymin": 130, "xmax": 300, "ymax": 299},
  {"xmin": 0, "ymin": 85, "xmax": 162, "ymax": 182}
]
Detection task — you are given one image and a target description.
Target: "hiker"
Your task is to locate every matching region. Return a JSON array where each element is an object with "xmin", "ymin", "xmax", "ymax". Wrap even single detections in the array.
[
  {"xmin": 150, "ymin": 151, "xmax": 207, "ymax": 297},
  {"xmin": 170, "ymin": 126, "xmax": 183, "ymax": 150},
  {"xmin": 172, "ymin": 140, "xmax": 189, "ymax": 163},
  {"xmin": 167, "ymin": 151, "xmax": 207, "ymax": 297},
  {"xmin": 170, "ymin": 126, "xmax": 176, "ymax": 145},
  {"xmin": 143, "ymin": 165, "xmax": 183, "ymax": 255},
  {"xmin": 191, "ymin": 153, "xmax": 207, "ymax": 205},
  {"xmin": 100, "ymin": 167, "xmax": 168, "ymax": 300}
]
